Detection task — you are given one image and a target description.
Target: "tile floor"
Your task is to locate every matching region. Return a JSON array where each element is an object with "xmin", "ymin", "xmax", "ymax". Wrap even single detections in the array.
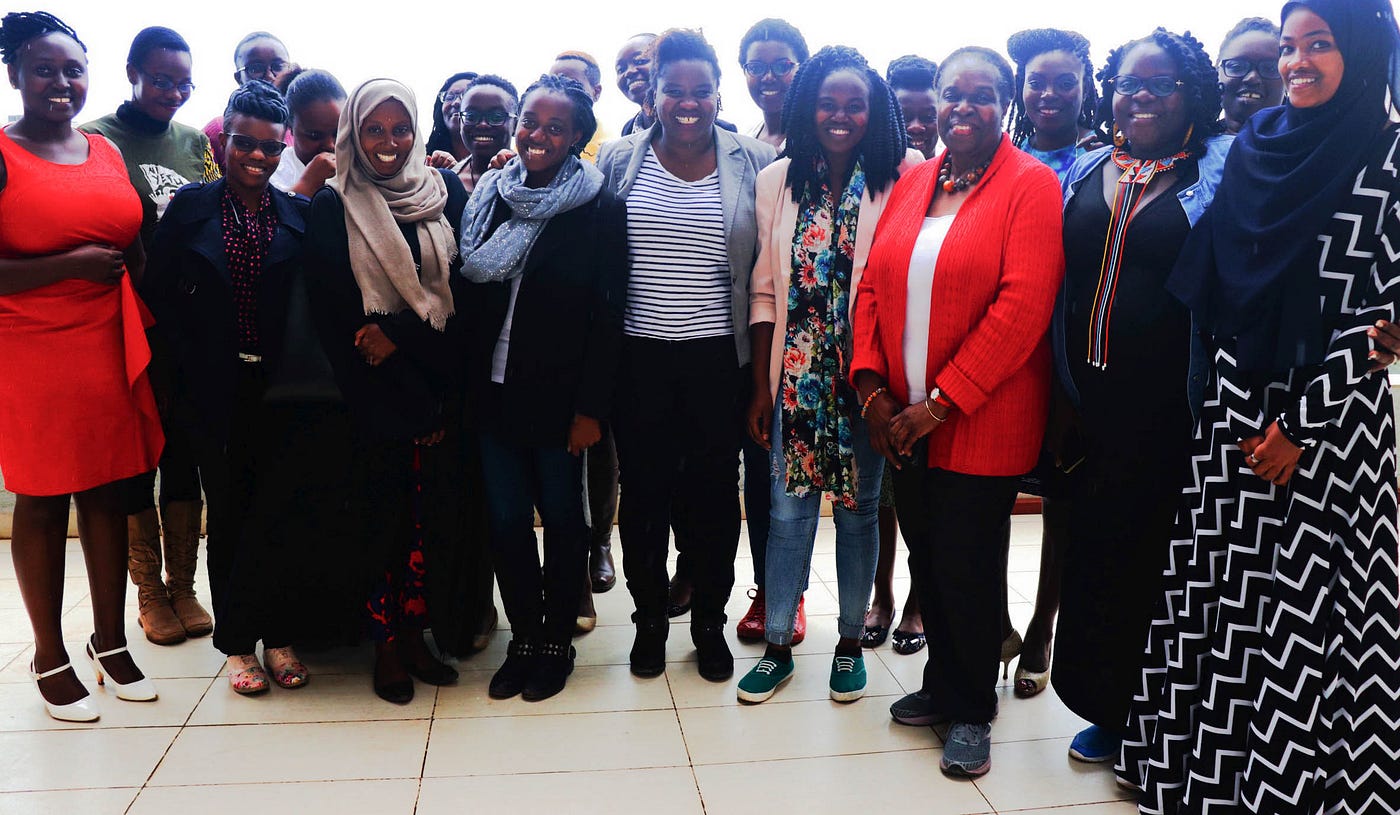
[{"xmin": 0, "ymin": 515, "xmax": 1138, "ymax": 814}]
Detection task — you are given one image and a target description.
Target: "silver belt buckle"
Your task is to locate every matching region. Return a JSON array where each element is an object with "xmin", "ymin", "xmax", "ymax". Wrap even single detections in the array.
[{"xmin": 238, "ymin": 353, "xmax": 263, "ymax": 363}]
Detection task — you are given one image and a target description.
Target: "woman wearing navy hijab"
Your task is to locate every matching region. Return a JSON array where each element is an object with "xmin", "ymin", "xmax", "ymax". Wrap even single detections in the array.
[{"xmin": 1118, "ymin": 1, "xmax": 1400, "ymax": 811}]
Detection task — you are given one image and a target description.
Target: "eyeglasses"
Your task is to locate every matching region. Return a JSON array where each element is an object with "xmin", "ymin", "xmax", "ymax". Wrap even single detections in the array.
[
  {"xmin": 1220, "ymin": 58, "xmax": 1282, "ymax": 80},
  {"xmin": 1109, "ymin": 74, "xmax": 1184, "ymax": 97},
  {"xmin": 743, "ymin": 59, "xmax": 797, "ymax": 79},
  {"xmin": 438, "ymin": 89, "xmax": 466, "ymax": 105},
  {"xmin": 450, "ymin": 109, "xmax": 512, "ymax": 126},
  {"xmin": 139, "ymin": 69, "xmax": 194, "ymax": 95},
  {"xmin": 223, "ymin": 133, "xmax": 287, "ymax": 156},
  {"xmin": 239, "ymin": 59, "xmax": 288, "ymax": 78}
]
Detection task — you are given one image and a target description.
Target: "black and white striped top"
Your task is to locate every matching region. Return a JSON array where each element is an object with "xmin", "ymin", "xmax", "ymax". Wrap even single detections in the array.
[{"xmin": 623, "ymin": 149, "xmax": 734, "ymax": 340}]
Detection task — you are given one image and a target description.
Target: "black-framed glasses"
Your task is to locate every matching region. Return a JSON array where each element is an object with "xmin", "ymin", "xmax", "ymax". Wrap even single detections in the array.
[
  {"xmin": 223, "ymin": 133, "xmax": 287, "ymax": 156},
  {"xmin": 1220, "ymin": 58, "xmax": 1281, "ymax": 80},
  {"xmin": 1109, "ymin": 74, "xmax": 1184, "ymax": 97},
  {"xmin": 450, "ymin": 109, "xmax": 512, "ymax": 127},
  {"xmin": 239, "ymin": 59, "xmax": 288, "ymax": 78},
  {"xmin": 139, "ymin": 69, "xmax": 194, "ymax": 95},
  {"xmin": 743, "ymin": 59, "xmax": 797, "ymax": 79}
]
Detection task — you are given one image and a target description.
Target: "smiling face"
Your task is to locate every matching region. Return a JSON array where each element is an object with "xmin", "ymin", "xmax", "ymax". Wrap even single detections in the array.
[
  {"xmin": 440, "ymin": 76, "xmax": 473, "ymax": 121},
  {"xmin": 515, "ymin": 90, "xmax": 581, "ymax": 188},
  {"xmin": 1112, "ymin": 43, "xmax": 1188, "ymax": 158},
  {"xmin": 221, "ymin": 112, "xmax": 283, "ymax": 195},
  {"xmin": 459, "ymin": 85, "xmax": 516, "ymax": 162},
  {"xmin": 292, "ymin": 97, "xmax": 340, "ymax": 165},
  {"xmin": 1280, "ymin": 7, "xmax": 1344, "ymax": 110},
  {"xmin": 615, "ymin": 35, "xmax": 655, "ymax": 105},
  {"xmin": 896, "ymin": 87, "xmax": 938, "ymax": 159},
  {"xmin": 8, "ymin": 32, "xmax": 88, "ymax": 125},
  {"xmin": 1219, "ymin": 30, "xmax": 1285, "ymax": 128},
  {"xmin": 358, "ymin": 98, "xmax": 415, "ymax": 177},
  {"xmin": 129, "ymin": 47, "xmax": 192, "ymax": 124},
  {"xmin": 814, "ymin": 68, "xmax": 869, "ymax": 163},
  {"xmin": 744, "ymin": 39, "xmax": 799, "ymax": 115},
  {"xmin": 1023, "ymin": 49, "xmax": 1084, "ymax": 143},
  {"xmin": 652, "ymin": 58, "xmax": 719, "ymax": 142},
  {"xmin": 936, "ymin": 57, "xmax": 1006, "ymax": 163}
]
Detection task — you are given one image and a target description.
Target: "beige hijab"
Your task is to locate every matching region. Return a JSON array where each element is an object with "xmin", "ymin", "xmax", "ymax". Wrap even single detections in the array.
[{"xmin": 330, "ymin": 79, "xmax": 455, "ymax": 330}]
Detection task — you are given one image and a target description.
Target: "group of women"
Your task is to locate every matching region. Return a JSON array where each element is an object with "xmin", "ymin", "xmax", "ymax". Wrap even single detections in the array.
[{"xmin": 1, "ymin": 3, "xmax": 1398, "ymax": 809}]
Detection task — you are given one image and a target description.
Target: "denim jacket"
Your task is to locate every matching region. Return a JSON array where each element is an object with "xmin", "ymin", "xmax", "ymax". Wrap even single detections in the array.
[{"xmin": 1052, "ymin": 134, "xmax": 1234, "ymax": 420}]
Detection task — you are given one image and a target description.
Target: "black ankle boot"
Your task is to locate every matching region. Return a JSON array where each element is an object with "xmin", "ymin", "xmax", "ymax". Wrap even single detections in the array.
[
  {"xmin": 630, "ymin": 617, "xmax": 668, "ymax": 678},
  {"xmin": 488, "ymin": 639, "xmax": 534, "ymax": 699},
  {"xmin": 693, "ymin": 623, "xmax": 733, "ymax": 681},
  {"xmin": 523, "ymin": 641, "xmax": 576, "ymax": 702},
  {"xmin": 589, "ymin": 540, "xmax": 616, "ymax": 593}
]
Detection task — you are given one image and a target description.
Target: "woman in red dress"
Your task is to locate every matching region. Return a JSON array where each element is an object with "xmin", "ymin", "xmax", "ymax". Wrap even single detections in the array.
[{"xmin": 0, "ymin": 11, "xmax": 164, "ymax": 722}]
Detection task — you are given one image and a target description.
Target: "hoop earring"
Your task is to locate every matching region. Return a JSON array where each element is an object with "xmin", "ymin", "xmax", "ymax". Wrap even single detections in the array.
[{"xmin": 1113, "ymin": 126, "xmax": 1126, "ymax": 148}]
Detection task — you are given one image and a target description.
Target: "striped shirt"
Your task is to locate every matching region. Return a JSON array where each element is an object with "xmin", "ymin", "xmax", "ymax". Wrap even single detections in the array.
[{"xmin": 623, "ymin": 149, "xmax": 734, "ymax": 340}]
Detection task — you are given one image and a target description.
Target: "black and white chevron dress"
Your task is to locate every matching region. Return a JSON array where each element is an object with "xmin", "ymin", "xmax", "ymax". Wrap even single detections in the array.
[{"xmin": 1117, "ymin": 127, "xmax": 1400, "ymax": 814}]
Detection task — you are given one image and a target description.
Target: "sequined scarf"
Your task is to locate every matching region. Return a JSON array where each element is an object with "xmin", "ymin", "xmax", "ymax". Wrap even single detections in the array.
[{"xmin": 781, "ymin": 159, "xmax": 864, "ymax": 509}]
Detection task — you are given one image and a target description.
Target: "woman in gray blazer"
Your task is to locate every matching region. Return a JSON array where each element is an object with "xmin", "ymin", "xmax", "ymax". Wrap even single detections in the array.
[{"xmin": 595, "ymin": 27, "xmax": 775, "ymax": 684}]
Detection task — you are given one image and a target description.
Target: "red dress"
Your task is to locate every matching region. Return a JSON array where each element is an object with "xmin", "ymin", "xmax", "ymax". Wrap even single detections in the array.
[{"xmin": 0, "ymin": 128, "xmax": 163, "ymax": 496}]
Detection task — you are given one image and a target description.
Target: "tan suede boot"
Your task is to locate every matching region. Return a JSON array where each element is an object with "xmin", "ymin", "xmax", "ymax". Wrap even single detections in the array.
[
  {"xmin": 128, "ymin": 508, "xmax": 186, "ymax": 645},
  {"xmin": 161, "ymin": 500, "xmax": 213, "ymax": 638}
]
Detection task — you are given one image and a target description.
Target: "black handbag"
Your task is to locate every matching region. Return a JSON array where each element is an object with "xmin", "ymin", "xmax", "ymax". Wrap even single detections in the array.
[{"xmin": 263, "ymin": 265, "xmax": 343, "ymax": 403}]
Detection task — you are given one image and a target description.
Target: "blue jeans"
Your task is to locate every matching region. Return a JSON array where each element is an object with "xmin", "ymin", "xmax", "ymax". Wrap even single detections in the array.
[{"xmin": 763, "ymin": 406, "xmax": 882, "ymax": 645}]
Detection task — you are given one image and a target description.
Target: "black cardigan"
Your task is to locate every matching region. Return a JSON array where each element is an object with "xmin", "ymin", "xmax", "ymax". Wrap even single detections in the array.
[
  {"xmin": 303, "ymin": 169, "xmax": 468, "ymax": 442},
  {"xmin": 465, "ymin": 189, "xmax": 628, "ymax": 446},
  {"xmin": 141, "ymin": 179, "xmax": 310, "ymax": 443}
]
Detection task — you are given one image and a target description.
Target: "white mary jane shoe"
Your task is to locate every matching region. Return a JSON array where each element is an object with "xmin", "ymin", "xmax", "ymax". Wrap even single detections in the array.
[
  {"xmin": 30, "ymin": 661, "xmax": 99, "ymax": 722},
  {"xmin": 86, "ymin": 639, "xmax": 158, "ymax": 702}
]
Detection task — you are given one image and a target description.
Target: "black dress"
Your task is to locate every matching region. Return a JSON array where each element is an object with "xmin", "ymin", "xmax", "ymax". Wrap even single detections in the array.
[{"xmin": 1051, "ymin": 159, "xmax": 1197, "ymax": 732}]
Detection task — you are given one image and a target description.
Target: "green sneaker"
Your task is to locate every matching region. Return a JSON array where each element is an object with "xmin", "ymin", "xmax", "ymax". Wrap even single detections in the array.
[
  {"xmin": 829, "ymin": 653, "xmax": 867, "ymax": 702},
  {"xmin": 736, "ymin": 657, "xmax": 794, "ymax": 703}
]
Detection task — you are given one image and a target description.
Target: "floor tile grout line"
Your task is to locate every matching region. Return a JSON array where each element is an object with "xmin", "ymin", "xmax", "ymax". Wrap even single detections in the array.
[{"xmin": 410, "ymin": 687, "xmax": 440, "ymax": 815}]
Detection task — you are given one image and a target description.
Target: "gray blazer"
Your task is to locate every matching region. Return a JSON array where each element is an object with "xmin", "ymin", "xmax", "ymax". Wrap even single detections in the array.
[{"xmin": 596, "ymin": 126, "xmax": 776, "ymax": 365}]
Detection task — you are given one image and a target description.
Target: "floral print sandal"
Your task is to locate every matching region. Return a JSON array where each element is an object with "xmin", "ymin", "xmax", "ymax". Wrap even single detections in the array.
[
  {"xmin": 226, "ymin": 654, "xmax": 270, "ymax": 695},
  {"xmin": 264, "ymin": 647, "xmax": 309, "ymax": 689}
]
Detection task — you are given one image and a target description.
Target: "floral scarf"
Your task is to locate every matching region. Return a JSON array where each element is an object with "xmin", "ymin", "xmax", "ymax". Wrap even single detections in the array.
[{"xmin": 780, "ymin": 158, "xmax": 865, "ymax": 509}]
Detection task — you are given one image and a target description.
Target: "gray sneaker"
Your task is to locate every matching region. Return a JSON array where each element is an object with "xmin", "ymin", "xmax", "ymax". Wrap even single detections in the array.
[
  {"xmin": 889, "ymin": 691, "xmax": 948, "ymax": 726},
  {"xmin": 940, "ymin": 721, "xmax": 992, "ymax": 778}
]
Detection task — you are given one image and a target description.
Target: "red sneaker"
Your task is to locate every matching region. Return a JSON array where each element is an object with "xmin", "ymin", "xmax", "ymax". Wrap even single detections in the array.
[
  {"xmin": 736, "ymin": 588, "xmax": 765, "ymax": 640},
  {"xmin": 791, "ymin": 594, "xmax": 806, "ymax": 645}
]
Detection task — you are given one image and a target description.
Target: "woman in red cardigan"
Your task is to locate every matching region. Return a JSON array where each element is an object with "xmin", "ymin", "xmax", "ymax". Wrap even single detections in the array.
[{"xmin": 850, "ymin": 46, "xmax": 1063, "ymax": 779}]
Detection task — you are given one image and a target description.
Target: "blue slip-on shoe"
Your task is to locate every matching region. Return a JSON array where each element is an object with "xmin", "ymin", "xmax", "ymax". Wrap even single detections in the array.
[{"xmin": 1068, "ymin": 724, "xmax": 1121, "ymax": 763}]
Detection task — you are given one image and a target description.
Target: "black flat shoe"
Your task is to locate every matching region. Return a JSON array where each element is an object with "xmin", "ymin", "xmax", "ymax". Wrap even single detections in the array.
[
  {"xmin": 374, "ymin": 676, "xmax": 414, "ymax": 704},
  {"xmin": 630, "ymin": 619, "xmax": 668, "ymax": 678},
  {"xmin": 860, "ymin": 624, "xmax": 890, "ymax": 648},
  {"xmin": 693, "ymin": 624, "xmax": 733, "ymax": 682},
  {"xmin": 522, "ymin": 642, "xmax": 576, "ymax": 702},
  {"xmin": 890, "ymin": 629, "xmax": 927, "ymax": 655},
  {"xmin": 489, "ymin": 640, "xmax": 535, "ymax": 699}
]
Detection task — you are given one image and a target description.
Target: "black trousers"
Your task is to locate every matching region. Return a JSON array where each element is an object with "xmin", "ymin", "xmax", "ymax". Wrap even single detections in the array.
[
  {"xmin": 614, "ymin": 335, "xmax": 741, "ymax": 627},
  {"xmin": 892, "ymin": 455, "xmax": 1018, "ymax": 724},
  {"xmin": 586, "ymin": 423, "xmax": 619, "ymax": 547}
]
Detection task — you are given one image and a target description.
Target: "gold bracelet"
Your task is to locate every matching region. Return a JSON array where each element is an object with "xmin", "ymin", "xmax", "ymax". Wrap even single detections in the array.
[
  {"xmin": 861, "ymin": 387, "xmax": 888, "ymax": 419},
  {"xmin": 924, "ymin": 399, "xmax": 944, "ymax": 422}
]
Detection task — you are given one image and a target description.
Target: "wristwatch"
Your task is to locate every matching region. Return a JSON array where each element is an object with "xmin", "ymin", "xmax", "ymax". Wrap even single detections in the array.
[{"xmin": 928, "ymin": 387, "xmax": 953, "ymax": 409}]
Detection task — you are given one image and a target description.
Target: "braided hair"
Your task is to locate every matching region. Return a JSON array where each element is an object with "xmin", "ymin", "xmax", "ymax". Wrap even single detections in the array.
[
  {"xmin": 781, "ymin": 45, "xmax": 906, "ymax": 203},
  {"xmin": 935, "ymin": 46, "xmax": 1015, "ymax": 106},
  {"xmin": 222, "ymin": 79, "xmax": 288, "ymax": 131},
  {"xmin": 1095, "ymin": 28, "xmax": 1221, "ymax": 155},
  {"xmin": 465, "ymin": 73, "xmax": 520, "ymax": 112},
  {"xmin": 1220, "ymin": 16, "xmax": 1280, "ymax": 56},
  {"xmin": 1005, "ymin": 28, "xmax": 1097, "ymax": 148},
  {"xmin": 738, "ymin": 18, "xmax": 810, "ymax": 65},
  {"xmin": 520, "ymin": 73, "xmax": 597, "ymax": 157},
  {"xmin": 0, "ymin": 11, "xmax": 83, "ymax": 65},
  {"xmin": 426, "ymin": 71, "xmax": 478, "ymax": 155}
]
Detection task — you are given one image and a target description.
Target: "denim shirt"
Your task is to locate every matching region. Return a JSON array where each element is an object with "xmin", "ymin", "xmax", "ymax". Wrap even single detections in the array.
[{"xmin": 1052, "ymin": 134, "xmax": 1234, "ymax": 420}]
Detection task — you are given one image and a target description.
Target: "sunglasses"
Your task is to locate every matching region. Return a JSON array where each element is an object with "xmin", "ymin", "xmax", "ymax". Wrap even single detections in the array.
[
  {"xmin": 450, "ymin": 109, "xmax": 512, "ymax": 126},
  {"xmin": 743, "ymin": 59, "xmax": 797, "ymax": 79},
  {"xmin": 239, "ymin": 60, "xmax": 288, "ymax": 78},
  {"xmin": 139, "ymin": 69, "xmax": 194, "ymax": 95},
  {"xmin": 223, "ymin": 133, "xmax": 287, "ymax": 156},
  {"xmin": 1220, "ymin": 58, "xmax": 1282, "ymax": 80},
  {"xmin": 1109, "ymin": 74, "xmax": 1184, "ymax": 97}
]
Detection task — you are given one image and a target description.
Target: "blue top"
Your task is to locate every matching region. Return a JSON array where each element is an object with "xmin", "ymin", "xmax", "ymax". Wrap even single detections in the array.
[{"xmin": 1024, "ymin": 143, "xmax": 1086, "ymax": 182}]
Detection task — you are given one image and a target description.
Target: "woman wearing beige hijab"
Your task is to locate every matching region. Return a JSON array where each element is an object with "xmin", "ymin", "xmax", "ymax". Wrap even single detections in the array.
[{"xmin": 304, "ymin": 78, "xmax": 469, "ymax": 704}]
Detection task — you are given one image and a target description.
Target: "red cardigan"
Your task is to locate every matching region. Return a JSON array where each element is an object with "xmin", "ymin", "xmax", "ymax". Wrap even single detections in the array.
[{"xmin": 851, "ymin": 135, "xmax": 1064, "ymax": 477}]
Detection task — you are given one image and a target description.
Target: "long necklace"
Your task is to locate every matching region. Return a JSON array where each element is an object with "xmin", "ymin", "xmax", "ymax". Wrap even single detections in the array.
[{"xmin": 937, "ymin": 156, "xmax": 992, "ymax": 193}]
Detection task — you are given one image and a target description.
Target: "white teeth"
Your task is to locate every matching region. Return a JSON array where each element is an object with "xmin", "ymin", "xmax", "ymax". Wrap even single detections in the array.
[
  {"xmin": 1132, "ymin": 113, "xmax": 1157, "ymax": 119},
  {"xmin": 828, "ymin": 128, "xmax": 850, "ymax": 136},
  {"xmin": 524, "ymin": 147, "xmax": 547, "ymax": 156},
  {"xmin": 676, "ymin": 115, "xmax": 699, "ymax": 124},
  {"xmin": 47, "ymin": 97, "xmax": 69, "ymax": 103},
  {"xmin": 1290, "ymin": 76, "xmax": 1317, "ymax": 86},
  {"xmin": 761, "ymin": 90, "xmax": 781, "ymax": 96},
  {"xmin": 242, "ymin": 165, "xmax": 266, "ymax": 175},
  {"xmin": 1240, "ymin": 92, "xmax": 1262, "ymax": 99},
  {"xmin": 375, "ymin": 153, "xmax": 397, "ymax": 163},
  {"xmin": 950, "ymin": 124, "xmax": 972, "ymax": 134},
  {"xmin": 473, "ymin": 136, "xmax": 495, "ymax": 143}
]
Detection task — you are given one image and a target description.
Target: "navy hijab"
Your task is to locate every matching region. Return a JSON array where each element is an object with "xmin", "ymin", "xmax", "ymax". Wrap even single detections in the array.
[{"xmin": 1167, "ymin": 0, "xmax": 1400, "ymax": 372}]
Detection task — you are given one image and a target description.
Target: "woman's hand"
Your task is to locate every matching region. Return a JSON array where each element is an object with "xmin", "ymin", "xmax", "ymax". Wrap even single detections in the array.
[
  {"xmin": 1367, "ymin": 320, "xmax": 1400, "ymax": 372},
  {"xmin": 567, "ymin": 414, "xmax": 602, "ymax": 455},
  {"xmin": 864, "ymin": 391, "xmax": 904, "ymax": 468},
  {"xmin": 65, "ymin": 243, "xmax": 126, "ymax": 285},
  {"xmin": 414, "ymin": 428, "xmax": 445, "ymax": 447},
  {"xmin": 303, "ymin": 152, "xmax": 337, "ymax": 186},
  {"xmin": 747, "ymin": 389, "xmax": 773, "ymax": 450},
  {"xmin": 488, "ymin": 148, "xmax": 516, "ymax": 171},
  {"xmin": 354, "ymin": 323, "xmax": 397, "ymax": 366},
  {"xmin": 426, "ymin": 150, "xmax": 457, "ymax": 169},
  {"xmin": 1240, "ymin": 421, "xmax": 1303, "ymax": 485},
  {"xmin": 889, "ymin": 400, "xmax": 945, "ymax": 457}
]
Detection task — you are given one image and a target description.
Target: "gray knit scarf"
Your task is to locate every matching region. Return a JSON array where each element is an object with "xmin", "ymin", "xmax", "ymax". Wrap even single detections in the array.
[{"xmin": 458, "ymin": 155, "xmax": 603, "ymax": 283}]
